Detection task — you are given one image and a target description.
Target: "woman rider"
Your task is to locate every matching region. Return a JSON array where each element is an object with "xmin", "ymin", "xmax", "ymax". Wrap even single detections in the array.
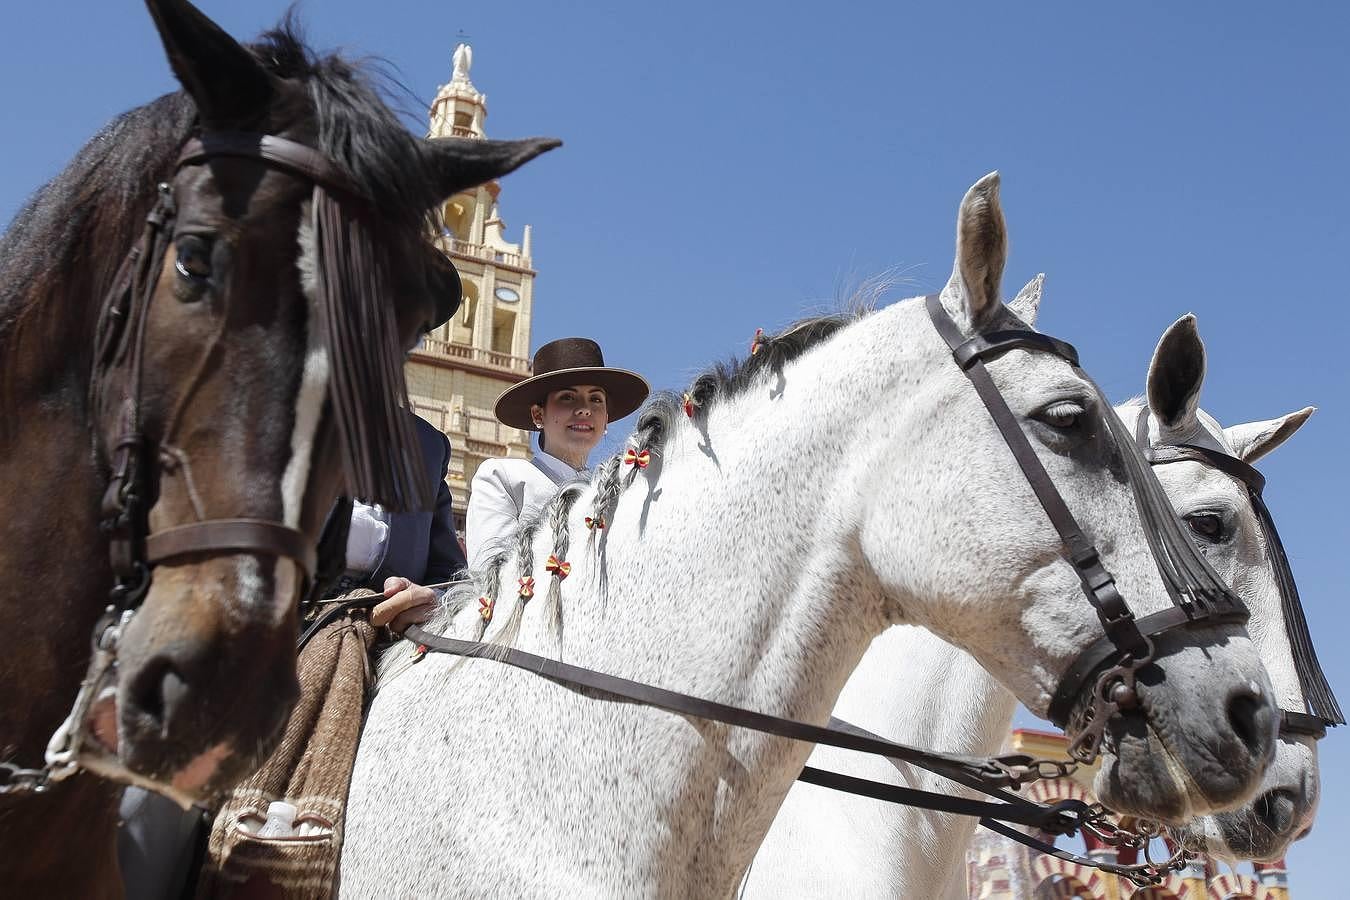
[{"xmin": 466, "ymin": 337, "xmax": 648, "ymax": 570}]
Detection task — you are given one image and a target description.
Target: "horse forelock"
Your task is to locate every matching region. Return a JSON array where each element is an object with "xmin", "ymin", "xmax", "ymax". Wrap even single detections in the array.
[
  {"xmin": 251, "ymin": 19, "xmax": 440, "ymax": 234},
  {"xmin": 250, "ymin": 20, "xmax": 443, "ymax": 511}
]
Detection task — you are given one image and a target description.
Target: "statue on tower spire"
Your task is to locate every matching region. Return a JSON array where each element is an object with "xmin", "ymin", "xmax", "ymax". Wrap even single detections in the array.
[{"xmin": 452, "ymin": 43, "xmax": 473, "ymax": 83}]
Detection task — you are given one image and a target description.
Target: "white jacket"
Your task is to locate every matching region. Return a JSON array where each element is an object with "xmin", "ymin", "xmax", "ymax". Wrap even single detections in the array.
[{"xmin": 465, "ymin": 452, "xmax": 582, "ymax": 571}]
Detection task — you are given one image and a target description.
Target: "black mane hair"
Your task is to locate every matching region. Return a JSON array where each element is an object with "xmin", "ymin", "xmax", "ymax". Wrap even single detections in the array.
[
  {"xmin": 613, "ymin": 311, "xmax": 868, "ymax": 488},
  {"xmin": 687, "ymin": 313, "xmax": 862, "ymax": 417},
  {"xmin": 249, "ymin": 18, "xmax": 441, "ymax": 229},
  {"xmin": 0, "ymin": 94, "xmax": 193, "ymax": 334}
]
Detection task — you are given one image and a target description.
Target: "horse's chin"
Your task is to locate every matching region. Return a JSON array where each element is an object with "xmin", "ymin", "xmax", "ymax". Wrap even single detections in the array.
[
  {"xmin": 79, "ymin": 685, "xmax": 274, "ymax": 805},
  {"xmin": 1178, "ymin": 809, "xmax": 1289, "ymax": 864},
  {"xmin": 1086, "ymin": 710, "xmax": 1201, "ymax": 825}
]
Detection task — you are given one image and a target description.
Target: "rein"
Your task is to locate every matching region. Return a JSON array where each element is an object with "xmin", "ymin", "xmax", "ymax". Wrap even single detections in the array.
[
  {"xmin": 398, "ymin": 624, "xmax": 1182, "ymax": 886},
  {"xmin": 400, "ymin": 626, "xmax": 1087, "ymax": 833}
]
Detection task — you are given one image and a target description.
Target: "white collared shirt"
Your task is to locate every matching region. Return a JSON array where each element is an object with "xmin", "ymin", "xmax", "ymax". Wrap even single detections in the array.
[
  {"xmin": 343, "ymin": 501, "xmax": 390, "ymax": 576},
  {"xmin": 532, "ymin": 448, "xmax": 583, "ymax": 485},
  {"xmin": 465, "ymin": 451, "xmax": 585, "ymax": 571}
]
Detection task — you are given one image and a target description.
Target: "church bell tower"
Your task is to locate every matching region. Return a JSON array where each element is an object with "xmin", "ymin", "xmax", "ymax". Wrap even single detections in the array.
[{"xmin": 405, "ymin": 43, "xmax": 538, "ymax": 530}]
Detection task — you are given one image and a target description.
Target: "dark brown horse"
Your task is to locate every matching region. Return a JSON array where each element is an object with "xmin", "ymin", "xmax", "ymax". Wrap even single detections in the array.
[{"xmin": 0, "ymin": 0, "xmax": 556, "ymax": 893}]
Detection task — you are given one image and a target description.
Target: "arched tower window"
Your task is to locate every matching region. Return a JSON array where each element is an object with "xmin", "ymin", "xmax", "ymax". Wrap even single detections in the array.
[
  {"xmin": 442, "ymin": 195, "xmax": 474, "ymax": 242},
  {"xmin": 452, "ymin": 280, "xmax": 479, "ymax": 344}
]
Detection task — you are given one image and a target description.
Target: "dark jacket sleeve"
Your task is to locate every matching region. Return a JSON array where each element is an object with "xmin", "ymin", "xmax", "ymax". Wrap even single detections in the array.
[{"xmin": 423, "ymin": 427, "xmax": 468, "ymax": 583}]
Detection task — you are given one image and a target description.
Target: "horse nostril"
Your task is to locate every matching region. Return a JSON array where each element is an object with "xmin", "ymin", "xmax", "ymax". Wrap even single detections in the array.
[
  {"xmin": 128, "ymin": 657, "xmax": 189, "ymax": 733},
  {"xmin": 1254, "ymin": 788, "xmax": 1301, "ymax": 837},
  {"xmin": 1226, "ymin": 688, "xmax": 1272, "ymax": 759}
]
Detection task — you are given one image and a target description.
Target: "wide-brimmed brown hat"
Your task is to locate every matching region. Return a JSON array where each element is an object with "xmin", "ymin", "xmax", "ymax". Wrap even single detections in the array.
[{"xmin": 494, "ymin": 338, "xmax": 649, "ymax": 431}]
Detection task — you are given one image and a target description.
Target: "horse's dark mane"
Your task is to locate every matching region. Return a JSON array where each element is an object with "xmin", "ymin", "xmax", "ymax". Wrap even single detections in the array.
[
  {"xmin": 622, "ymin": 311, "xmax": 866, "ymax": 476},
  {"xmin": 687, "ymin": 313, "xmax": 862, "ymax": 417}
]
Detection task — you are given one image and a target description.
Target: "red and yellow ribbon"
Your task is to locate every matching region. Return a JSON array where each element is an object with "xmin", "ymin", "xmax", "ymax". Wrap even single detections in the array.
[
  {"xmin": 585, "ymin": 515, "xmax": 605, "ymax": 530},
  {"xmin": 478, "ymin": 596, "xmax": 495, "ymax": 623},
  {"xmin": 517, "ymin": 576, "xmax": 535, "ymax": 600},
  {"xmin": 624, "ymin": 448, "xmax": 651, "ymax": 469},
  {"xmin": 545, "ymin": 555, "xmax": 572, "ymax": 579},
  {"xmin": 750, "ymin": 327, "xmax": 766, "ymax": 355},
  {"xmin": 682, "ymin": 392, "xmax": 696, "ymax": 418}
]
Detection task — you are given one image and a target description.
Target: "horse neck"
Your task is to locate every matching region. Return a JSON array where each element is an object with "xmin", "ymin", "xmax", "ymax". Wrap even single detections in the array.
[
  {"xmin": 470, "ymin": 303, "xmax": 959, "ymax": 872},
  {"xmin": 832, "ymin": 625, "xmax": 1016, "ymax": 761},
  {"xmin": 750, "ymin": 627, "xmax": 1017, "ymax": 898},
  {"xmin": 501, "ymin": 306, "xmax": 937, "ymax": 722},
  {"xmin": 0, "ymin": 97, "xmax": 189, "ymax": 772}
]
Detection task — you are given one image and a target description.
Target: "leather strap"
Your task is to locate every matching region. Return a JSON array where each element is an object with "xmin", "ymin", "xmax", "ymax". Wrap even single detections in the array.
[
  {"xmin": 795, "ymin": 765, "xmax": 1083, "ymax": 832},
  {"xmin": 826, "ymin": 716, "xmax": 1178, "ymax": 887},
  {"xmin": 977, "ymin": 817, "xmax": 1173, "ymax": 887},
  {"xmin": 177, "ymin": 133, "xmax": 364, "ymax": 200},
  {"xmin": 401, "ymin": 625, "xmax": 1082, "ymax": 834},
  {"xmin": 924, "ymin": 294, "xmax": 1149, "ymax": 671},
  {"xmin": 146, "ymin": 518, "xmax": 316, "ymax": 579},
  {"xmin": 1150, "ymin": 443, "xmax": 1266, "ymax": 494},
  {"xmin": 952, "ymin": 330, "xmax": 1080, "ymax": 370},
  {"xmin": 1137, "ymin": 409, "xmax": 1341, "ymax": 734},
  {"xmin": 298, "ymin": 593, "xmax": 383, "ymax": 651},
  {"xmin": 1280, "ymin": 710, "xmax": 1328, "ymax": 739}
]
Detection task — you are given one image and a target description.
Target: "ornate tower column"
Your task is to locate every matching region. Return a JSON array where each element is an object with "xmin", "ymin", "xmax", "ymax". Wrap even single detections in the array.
[{"xmin": 406, "ymin": 42, "xmax": 539, "ymax": 530}]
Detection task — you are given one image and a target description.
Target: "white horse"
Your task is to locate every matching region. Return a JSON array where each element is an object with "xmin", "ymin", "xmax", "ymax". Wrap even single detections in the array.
[
  {"xmin": 339, "ymin": 175, "xmax": 1277, "ymax": 898},
  {"xmin": 747, "ymin": 306, "xmax": 1322, "ymax": 898}
]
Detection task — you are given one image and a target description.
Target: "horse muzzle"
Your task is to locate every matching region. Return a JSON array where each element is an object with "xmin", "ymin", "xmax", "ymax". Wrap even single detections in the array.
[{"xmin": 98, "ymin": 556, "xmax": 302, "ymax": 799}]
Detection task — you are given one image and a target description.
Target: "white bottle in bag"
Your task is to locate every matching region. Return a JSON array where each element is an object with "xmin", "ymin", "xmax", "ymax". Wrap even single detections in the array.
[{"xmin": 256, "ymin": 800, "xmax": 297, "ymax": 838}]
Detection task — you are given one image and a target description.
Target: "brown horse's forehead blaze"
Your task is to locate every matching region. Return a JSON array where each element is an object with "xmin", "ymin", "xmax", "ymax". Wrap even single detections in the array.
[{"xmin": 144, "ymin": 556, "xmax": 299, "ymax": 630}]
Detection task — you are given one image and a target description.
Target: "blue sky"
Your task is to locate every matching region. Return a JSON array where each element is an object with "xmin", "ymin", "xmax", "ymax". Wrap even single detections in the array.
[{"xmin": 4, "ymin": 1, "xmax": 1347, "ymax": 892}]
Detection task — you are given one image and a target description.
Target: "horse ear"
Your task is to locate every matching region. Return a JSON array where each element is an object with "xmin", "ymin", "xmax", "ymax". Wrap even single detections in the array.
[
  {"xmin": 1146, "ymin": 314, "xmax": 1206, "ymax": 431},
  {"xmin": 422, "ymin": 137, "xmax": 562, "ymax": 205},
  {"xmin": 1224, "ymin": 407, "xmax": 1315, "ymax": 464},
  {"xmin": 144, "ymin": 0, "xmax": 273, "ymax": 127},
  {"xmin": 946, "ymin": 172, "xmax": 1007, "ymax": 331},
  {"xmin": 1007, "ymin": 273, "xmax": 1045, "ymax": 326}
]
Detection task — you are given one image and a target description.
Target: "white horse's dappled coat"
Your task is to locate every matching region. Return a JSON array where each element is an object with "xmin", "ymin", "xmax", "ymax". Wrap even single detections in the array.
[
  {"xmin": 748, "ymin": 310, "xmax": 1320, "ymax": 899},
  {"xmin": 340, "ymin": 176, "xmax": 1276, "ymax": 897}
]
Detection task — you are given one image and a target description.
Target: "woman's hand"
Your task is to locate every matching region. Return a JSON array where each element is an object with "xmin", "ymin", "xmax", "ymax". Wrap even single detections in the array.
[{"xmin": 371, "ymin": 577, "xmax": 438, "ymax": 633}]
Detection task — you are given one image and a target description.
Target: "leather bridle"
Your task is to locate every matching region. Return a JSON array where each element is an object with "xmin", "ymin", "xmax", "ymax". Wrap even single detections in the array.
[
  {"xmin": 94, "ymin": 133, "xmax": 362, "ymax": 613},
  {"xmin": 0, "ymin": 132, "xmax": 359, "ymax": 797},
  {"xmin": 1133, "ymin": 407, "xmax": 1343, "ymax": 740},
  {"xmin": 923, "ymin": 293, "xmax": 1257, "ymax": 763}
]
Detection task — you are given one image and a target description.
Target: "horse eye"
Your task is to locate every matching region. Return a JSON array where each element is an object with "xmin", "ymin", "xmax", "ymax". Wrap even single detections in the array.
[
  {"xmin": 174, "ymin": 235, "xmax": 213, "ymax": 287},
  {"xmin": 1185, "ymin": 513, "xmax": 1225, "ymax": 543},
  {"xmin": 1034, "ymin": 401, "xmax": 1085, "ymax": 430}
]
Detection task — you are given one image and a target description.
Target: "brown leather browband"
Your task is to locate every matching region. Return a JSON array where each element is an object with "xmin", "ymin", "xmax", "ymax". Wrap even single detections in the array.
[{"xmin": 146, "ymin": 518, "xmax": 316, "ymax": 579}]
